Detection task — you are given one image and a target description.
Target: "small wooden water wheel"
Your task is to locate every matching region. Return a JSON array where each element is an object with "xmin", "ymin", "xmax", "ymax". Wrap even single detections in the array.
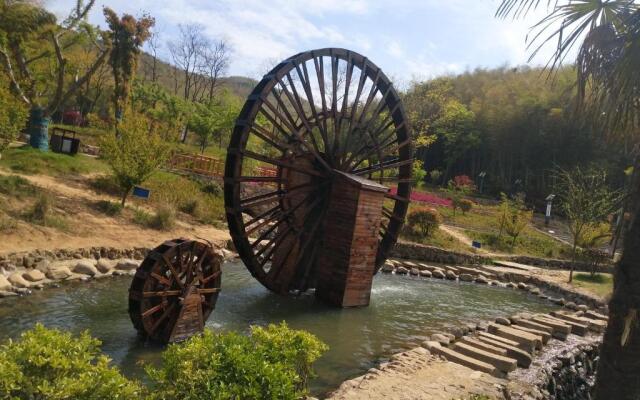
[
  {"xmin": 128, "ymin": 239, "xmax": 222, "ymax": 343},
  {"xmin": 225, "ymin": 48, "xmax": 413, "ymax": 307}
]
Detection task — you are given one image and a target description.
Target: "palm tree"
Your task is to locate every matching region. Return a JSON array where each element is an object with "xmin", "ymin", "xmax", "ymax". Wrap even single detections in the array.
[{"xmin": 496, "ymin": 1, "xmax": 640, "ymax": 399}]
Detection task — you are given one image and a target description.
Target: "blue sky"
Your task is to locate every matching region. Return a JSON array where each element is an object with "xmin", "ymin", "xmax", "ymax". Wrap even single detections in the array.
[{"xmin": 48, "ymin": 0, "xmax": 555, "ymax": 88}]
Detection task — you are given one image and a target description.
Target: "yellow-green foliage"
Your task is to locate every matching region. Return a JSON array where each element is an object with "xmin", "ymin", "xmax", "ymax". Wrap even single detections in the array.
[
  {"xmin": 459, "ymin": 199, "xmax": 473, "ymax": 214},
  {"xmin": 100, "ymin": 115, "xmax": 171, "ymax": 205},
  {"xmin": 0, "ymin": 324, "xmax": 142, "ymax": 399},
  {"xmin": 0, "ymin": 83, "xmax": 28, "ymax": 154},
  {"xmin": 407, "ymin": 207, "xmax": 443, "ymax": 237},
  {"xmin": 146, "ymin": 322, "xmax": 328, "ymax": 400}
]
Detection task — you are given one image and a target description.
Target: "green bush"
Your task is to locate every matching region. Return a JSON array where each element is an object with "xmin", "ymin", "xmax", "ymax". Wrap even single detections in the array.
[
  {"xmin": 96, "ymin": 200, "xmax": 123, "ymax": 216},
  {"xmin": 0, "ymin": 84, "xmax": 28, "ymax": 155},
  {"xmin": 200, "ymin": 181, "xmax": 222, "ymax": 196},
  {"xmin": 407, "ymin": 207, "xmax": 442, "ymax": 237},
  {"xmin": 179, "ymin": 198, "xmax": 201, "ymax": 217},
  {"xmin": 27, "ymin": 193, "xmax": 51, "ymax": 224},
  {"xmin": 146, "ymin": 322, "xmax": 327, "ymax": 400},
  {"xmin": 0, "ymin": 324, "xmax": 142, "ymax": 399},
  {"xmin": 459, "ymin": 199, "xmax": 473, "ymax": 215}
]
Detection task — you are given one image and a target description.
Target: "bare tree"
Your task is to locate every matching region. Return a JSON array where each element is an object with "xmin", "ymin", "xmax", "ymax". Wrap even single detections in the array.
[
  {"xmin": 168, "ymin": 23, "xmax": 206, "ymax": 101},
  {"xmin": 143, "ymin": 27, "xmax": 161, "ymax": 82},
  {"xmin": 200, "ymin": 38, "xmax": 230, "ymax": 101}
]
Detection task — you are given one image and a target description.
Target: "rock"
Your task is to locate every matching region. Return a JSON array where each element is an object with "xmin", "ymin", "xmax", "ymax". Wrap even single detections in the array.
[
  {"xmin": 430, "ymin": 333, "xmax": 451, "ymax": 346},
  {"xmin": 459, "ymin": 273, "xmax": 474, "ymax": 282},
  {"xmin": 419, "ymin": 269, "xmax": 432, "ymax": 277},
  {"xmin": 46, "ymin": 267, "xmax": 72, "ymax": 280},
  {"xmin": 34, "ymin": 259, "xmax": 50, "ymax": 273},
  {"xmin": 15, "ymin": 287, "xmax": 31, "ymax": 295},
  {"xmin": 529, "ymin": 287, "xmax": 541, "ymax": 295},
  {"xmin": 565, "ymin": 301, "xmax": 578, "ymax": 311},
  {"xmin": 8, "ymin": 272, "xmax": 30, "ymax": 288},
  {"xmin": 551, "ymin": 297, "xmax": 566, "ymax": 306},
  {"xmin": 517, "ymin": 282, "xmax": 528, "ymax": 290},
  {"xmin": 0, "ymin": 275, "xmax": 11, "ymax": 291},
  {"xmin": 410, "ymin": 268, "xmax": 420, "ymax": 276},
  {"xmin": 23, "ymin": 256, "xmax": 34, "ymax": 268},
  {"xmin": 73, "ymin": 261, "xmax": 98, "ymax": 276},
  {"xmin": 506, "ymin": 282, "xmax": 516, "ymax": 288},
  {"xmin": 432, "ymin": 269, "xmax": 445, "ymax": 279},
  {"xmin": 2, "ymin": 263, "xmax": 17, "ymax": 272},
  {"xmin": 115, "ymin": 259, "xmax": 139, "ymax": 271},
  {"xmin": 577, "ymin": 304, "xmax": 589, "ymax": 312},
  {"xmin": 0, "ymin": 290, "xmax": 18, "ymax": 298},
  {"xmin": 452, "ymin": 341, "xmax": 517, "ymax": 373},
  {"xmin": 23, "ymin": 269, "xmax": 45, "ymax": 282},
  {"xmin": 445, "ymin": 270, "xmax": 457, "ymax": 280},
  {"xmin": 96, "ymin": 259, "xmax": 114, "ymax": 273},
  {"xmin": 475, "ymin": 275, "xmax": 488, "ymax": 284},
  {"xmin": 396, "ymin": 266, "xmax": 409, "ymax": 275},
  {"xmin": 495, "ymin": 317, "xmax": 511, "ymax": 326},
  {"xmin": 381, "ymin": 262, "xmax": 394, "ymax": 273}
]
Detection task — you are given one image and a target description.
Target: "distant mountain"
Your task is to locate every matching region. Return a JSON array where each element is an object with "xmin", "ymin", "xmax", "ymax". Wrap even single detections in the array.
[{"xmin": 137, "ymin": 52, "xmax": 257, "ymax": 101}]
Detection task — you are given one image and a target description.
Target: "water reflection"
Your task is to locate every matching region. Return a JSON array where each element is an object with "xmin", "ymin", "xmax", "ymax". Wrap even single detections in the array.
[{"xmin": 0, "ymin": 261, "xmax": 556, "ymax": 395}]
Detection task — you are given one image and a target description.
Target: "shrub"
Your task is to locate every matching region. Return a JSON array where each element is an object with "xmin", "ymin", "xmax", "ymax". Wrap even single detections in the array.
[
  {"xmin": 0, "ymin": 175, "xmax": 36, "ymax": 198},
  {"xmin": 406, "ymin": 207, "xmax": 442, "ymax": 237},
  {"xmin": 0, "ymin": 212, "xmax": 17, "ymax": 232},
  {"xmin": 96, "ymin": 200, "xmax": 123, "ymax": 216},
  {"xmin": 28, "ymin": 193, "xmax": 51, "ymax": 224},
  {"xmin": 459, "ymin": 199, "xmax": 473, "ymax": 214},
  {"xmin": 0, "ymin": 324, "xmax": 142, "ymax": 399},
  {"xmin": 452, "ymin": 174, "xmax": 475, "ymax": 189},
  {"xmin": 200, "ymin": 181, "xmax": 223, "ymax": 196},
  {"xmin": 412, "ymin": 160, "xmax": 426, "ymax": 187},
  {"xmin": 428, "ymin": 169, "xmax": 442, "ymax": 184},
  {"xmin": 146, "ymin": 322, "xmax": 327, "ymax": 400},
  {"xmin": 179, "ymin": 198, "xmax": 201, "ymax": 217},
  {"xmin": 0, "ymin": 84, "xmax": 28, "ymax": 156},
  {"xmin": 150, "ymin": 204, "xmax": 176, "ymax": 230},
  {"xmin": 132, "ymin": 208, "xmax": 153, "ymax": 226}
]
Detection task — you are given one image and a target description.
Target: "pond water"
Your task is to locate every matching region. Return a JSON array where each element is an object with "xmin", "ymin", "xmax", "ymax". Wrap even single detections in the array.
[{"xmin": 0, "ymin": 261, "xmax": 556, "ymax": 395}]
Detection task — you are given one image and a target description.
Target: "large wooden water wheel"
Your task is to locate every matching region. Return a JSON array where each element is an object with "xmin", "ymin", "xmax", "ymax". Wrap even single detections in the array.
[
  {"xmin": 128, "ymin": 239, "xmax": 222, "ymax": 343},
  {"xmin": 225, "ymin": 48, "xmax": 413, "ymax": 305}
]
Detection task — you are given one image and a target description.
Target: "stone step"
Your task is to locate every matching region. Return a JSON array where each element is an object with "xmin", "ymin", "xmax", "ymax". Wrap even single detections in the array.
[
  {"xmin": 509, "ymin": 325, "xmax": 551, "ymax": 344},
  {"xmin": 531, "ymin": 316, "xmax": 572, "ymax": 337},
  {"xmin": 488, "ymin": 324, "xmax": 541, "ymax": 352},
  {"xmin": 423, "ymin": 341, "xmax": 502, "ymax": 377},
  {"xmin": 540, "ymin": 314, "xmax": 588, "ymax": 336},
  {"xmin": 452, "ymin": 341, "xmax": 517, "ymax": 373},
  {"xmin": 551, "ymin": 311, "xmax": 606, "ymax": 333},
  {"xmin": 459, "ymin": 336, "xmax": 508, "ymax": 357},
  {"xmin": 584, "ymin": 310, "xmax": 608, "ymax": 322},
  {"xmin": 475, "ymin": 335, "xmax": 533, "ymax": 368},
  {"xmin": 512, "ymin": 318, "xmax": 554, "ymax": 335},
  {"xmin": 477, "ymin": 331, "xmax": 524, "ymax": 350}
]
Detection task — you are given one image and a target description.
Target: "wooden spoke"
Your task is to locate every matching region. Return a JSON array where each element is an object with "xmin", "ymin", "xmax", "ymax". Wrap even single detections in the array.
[
  {"xmin": 129, "ymin": 239, "xmax": 222, "ymax": 343},
  {"xmin": 225, "ymin": 48, "xmax": 413, "ymax": 295}
]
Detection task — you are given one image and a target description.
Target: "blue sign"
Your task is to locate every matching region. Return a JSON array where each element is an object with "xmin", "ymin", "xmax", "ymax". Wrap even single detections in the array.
[
  {"xmin": 132, "ymin": 186, "xmax": 150, "ymax": 199},
  {"xmin": 472, "ymin": 241, "xmax": 482, "ymax": 249}
]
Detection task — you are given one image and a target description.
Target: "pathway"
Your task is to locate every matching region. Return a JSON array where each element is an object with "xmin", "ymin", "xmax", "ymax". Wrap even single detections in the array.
[{"xmin": 0, "ymin": 169, "xmax": 230, "ymax": 254}]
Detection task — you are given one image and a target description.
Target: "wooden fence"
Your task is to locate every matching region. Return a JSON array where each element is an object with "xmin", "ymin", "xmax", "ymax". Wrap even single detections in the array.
[{"xmin": 168, "ymin": 153, "xmax": 278, "ymax": 179}]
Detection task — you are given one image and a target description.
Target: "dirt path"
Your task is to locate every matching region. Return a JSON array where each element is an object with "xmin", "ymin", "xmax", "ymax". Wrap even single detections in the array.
[
  {"xmin": 0, "ymin": 169, "xmax": 230, "ymax": 255},
  {"xmin": 439, "ymin": 224, "xmax": 504, "ymax": 257}
]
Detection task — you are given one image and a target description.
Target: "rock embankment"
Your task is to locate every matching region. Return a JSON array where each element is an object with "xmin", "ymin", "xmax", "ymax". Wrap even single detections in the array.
[{"xmin": 0, "ymin": 245, "xmax": 237, "ymax": 298}]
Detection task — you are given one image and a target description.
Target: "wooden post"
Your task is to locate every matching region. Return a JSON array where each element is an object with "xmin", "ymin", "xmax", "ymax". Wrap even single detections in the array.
[{"xmin": 315, "ymin": 171, "xmax": 387, "ymax": 307}]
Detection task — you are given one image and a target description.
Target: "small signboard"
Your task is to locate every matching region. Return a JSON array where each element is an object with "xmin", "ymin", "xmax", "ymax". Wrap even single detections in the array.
[
  {"xmin": 472, "ymin": 240, "xmax": 482, "ymax": 249},
  {"xmin": 132, "ymin": 186, "xmax": 150, "ymax": 199}
]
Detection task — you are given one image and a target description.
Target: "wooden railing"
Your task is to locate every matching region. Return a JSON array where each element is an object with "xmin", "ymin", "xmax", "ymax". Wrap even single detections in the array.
[
  {"xmin": 169, "ymin": 153, "xmax": 224, "ymax": 177},
  {"xmin": 168, "ymin": 153, "xmax": 279, "ymax": 179}
]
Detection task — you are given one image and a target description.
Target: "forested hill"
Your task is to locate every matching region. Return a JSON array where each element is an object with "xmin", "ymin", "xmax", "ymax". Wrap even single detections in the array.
[
  {"xmin": 137, "ymin": 52, "xmax": 256, "ymax": 100},
  {"xmin": 402, "ymin": 66, "xmax": 631, "ymax": 203}
]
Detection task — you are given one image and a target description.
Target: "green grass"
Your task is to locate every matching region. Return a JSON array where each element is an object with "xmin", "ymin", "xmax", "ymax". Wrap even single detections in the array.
[
  {"xmin": 0, "ymin": 175, "xmax": 37, "ymax": 198},
  {"xmin": 0, "ymin": 146, "xmax": 108, "ymax": 176},
  {"xmin": 95, "ymin": 200, "xmax": 123, "ymax": 216},
  {"xmin": 573, "ymin": 272, "xmax": 614, "ymax": 298},
  {"xmin": 465, "ymin": 229, "xmax": 571, "ymax": 259},
  {"xmin": 400, "ymin": 226, "xmax": 471, "ymax": 253}
]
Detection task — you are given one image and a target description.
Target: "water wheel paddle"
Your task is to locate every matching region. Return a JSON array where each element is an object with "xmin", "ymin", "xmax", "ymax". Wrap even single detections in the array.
[
  {"xmin": 128, "ymin": 238, "xmax": 222, "ymax": 343},
  {"xmin": 224, "ymin": 48, "xmax": 412, "ymax": 300}
]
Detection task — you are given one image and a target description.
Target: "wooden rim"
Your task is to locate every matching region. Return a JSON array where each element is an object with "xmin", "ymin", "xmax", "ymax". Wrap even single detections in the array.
[{"xmin": 224, "ymin": 48, "xmax": 412, "ymax": 295}]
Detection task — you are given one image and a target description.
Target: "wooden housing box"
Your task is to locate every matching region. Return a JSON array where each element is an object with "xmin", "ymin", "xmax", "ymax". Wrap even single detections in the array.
[{"xmin": 315, "ymin": 171, "xmax": 387, "ymax": 307}]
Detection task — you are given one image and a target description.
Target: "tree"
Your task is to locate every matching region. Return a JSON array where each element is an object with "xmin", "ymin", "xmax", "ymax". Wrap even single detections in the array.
[
  {"xmin": 496, "ymin": 1, "xmax": 640, "ymax": 398},
  {"xmin": 0, "ymin": 80, "xmax": 28, "ymax": 156},
  {"xmin": 103, "ymin": 7, "xmax": 154, "ymax": 125},
  {"xmin": 187, "ymin": 90, "xmax": 240, "ymax": 152},
  {"xmin": 168, "ymin": 24, "xmax": 206, "ymax": 102},
  {"xmin": 0, "ymin": 324, "xmax": 142, "ymax": 399},
  {"xmin": 100, "ymin": 115, "xmax": 171, "ymax": 206},
  {"xmin": 200, "ymin": 39, "xmax": 230, "ymax": 102},
  {"xmin": 555, "ymin": 167, "xmax": 620, "ymax": 282},
  {"xmin": 0, "ymin": 0, "xmax": 110, "ymax": 150}
]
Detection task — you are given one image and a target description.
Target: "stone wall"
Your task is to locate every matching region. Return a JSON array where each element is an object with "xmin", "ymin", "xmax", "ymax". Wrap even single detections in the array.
[
  {"xmin": 502, "ymin": 255, "xmax": 612, "ymax": 274},
  {"xmin": 0, "ymin": 246, "xmax": 150, "ymax": 271},
  {"xmin": 391, "ymin": 241, "xmax": 490, "ymax": 265},
  {"xmin": 507, "ymin": 340, "xmax": 601, "ymax": 400}
]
